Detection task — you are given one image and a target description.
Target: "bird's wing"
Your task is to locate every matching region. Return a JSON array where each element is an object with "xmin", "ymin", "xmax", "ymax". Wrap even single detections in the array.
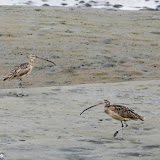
[
  {"xmin": 3, "ymin": 63, "xmax": 29, "ymax": 80},
  {"xmin": 18, "ymin": 63, "xmax": 29, "ymax": 69},
  {"xmin": 111, "ymin": 105, "xmax": 143, "ymax": 120},
  {"xmin": 15, "ymin": 63, "xmax": 31, "ymax": 77}
]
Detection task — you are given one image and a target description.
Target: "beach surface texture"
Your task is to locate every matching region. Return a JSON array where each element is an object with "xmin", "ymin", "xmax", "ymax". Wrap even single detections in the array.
[{"xmin": 0, "ymin": 6, "xmax": 160, "ymax": 160}]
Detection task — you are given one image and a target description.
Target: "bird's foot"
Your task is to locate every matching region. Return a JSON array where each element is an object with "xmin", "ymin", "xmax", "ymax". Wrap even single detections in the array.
[
  {"xmin": 113, "ymin": 131, "xmax": 118, "ymax": 137},
  {"xmin": 8, "ymin": 92, "xmax": 17, "ymax": 96},
  {"xmin": 117, "ymin": 137, "xmax": 124, "ymax": 140},
  {"xmin": 16, "ymin": 93, "xmax": 28, "ymax": 97}
]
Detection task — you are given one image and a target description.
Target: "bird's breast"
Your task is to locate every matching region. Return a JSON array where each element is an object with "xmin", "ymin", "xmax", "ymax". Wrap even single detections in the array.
[
  {"xmin": 104, "ymin": 107, "xmax": 129, "ymax": 121},
  {"xmin": 27, "ymin": 66, "xmax": 33, "ymax": 75}
]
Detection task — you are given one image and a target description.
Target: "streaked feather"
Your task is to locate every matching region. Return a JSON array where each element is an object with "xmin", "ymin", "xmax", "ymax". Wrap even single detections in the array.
[
  {"xmin": 3, "ymin": 63, "xmax": 31, "ymax": 81},
  {"xmin": 108, "ymin": 104, "xmax": 144, "ymax": 121}
]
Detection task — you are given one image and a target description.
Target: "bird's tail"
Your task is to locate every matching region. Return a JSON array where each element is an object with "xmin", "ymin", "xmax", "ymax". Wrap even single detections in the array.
[
  {"xmin": 2, "ymin": 77, "xmax": 7, "ymax": 81},
  {"xmin": 0, "ymin": 76, "xmax": 5, "ymax": 81},
  {"xmin": 140, "ymin": 116, "xmax": 145, "ymax": 121},
  {"xmin": 133, "ymin": 112, "xmax": 144, "ymax": 121},
  {"xmin": 1, "ymin": 75, "xmax": 11, "ymax": 81},
  {"xmin": 136, "ymin": 114, "xmax": 144, "ymax": 121}
]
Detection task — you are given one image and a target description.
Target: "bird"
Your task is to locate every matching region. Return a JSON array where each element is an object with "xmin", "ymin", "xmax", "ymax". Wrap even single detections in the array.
[
  {"xmin": 3, "ymin": 54, "xmax": 56, "ymax": 96},
  {"xmin": 80, "ymin": 100, "xmax": 144, "ymax": 139}
]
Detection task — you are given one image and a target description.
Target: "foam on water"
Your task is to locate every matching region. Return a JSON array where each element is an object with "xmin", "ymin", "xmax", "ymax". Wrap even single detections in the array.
[{"xmin": 0, "ymin": 0, "xmax": 160, "ymax": 10}]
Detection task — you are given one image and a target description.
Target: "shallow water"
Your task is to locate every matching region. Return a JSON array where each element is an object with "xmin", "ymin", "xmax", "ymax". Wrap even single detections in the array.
[
  {"xmin": 0, "ymin": 80, "xmax": 160, "ymax": 159},
  {"xmin": 0, "ymin": 0, "xmax": 159, "ymax": 10},
  {"xmin": 0, "ymin": 7, "xmax": 160, "ymax": 90}
]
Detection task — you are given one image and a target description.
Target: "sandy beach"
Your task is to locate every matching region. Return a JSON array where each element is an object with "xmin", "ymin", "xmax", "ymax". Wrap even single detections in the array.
[
  {"xmin": 0, "ymin": 6, "xmax": 160, "ymax": 89},
  {"xmin": 0, "ymin": 80, "xmax": 160, "ymax": 159},
  {"xmin": 0, "ymin": 6, "xmax": 160, "ymax": 160}
]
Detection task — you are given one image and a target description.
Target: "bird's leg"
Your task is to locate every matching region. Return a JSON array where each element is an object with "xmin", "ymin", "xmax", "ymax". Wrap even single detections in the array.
[
  {"xmin": 18, "ymin": 79, "xmax": 22, "ymax": 88},
  {"xmin": 121, "ymin": 121, "xmax": 124, "ymax": 139},
  {"xmin": 124, "ymin": 121, "xmax": 128, "ymax": 128},
  {"xmin": 113, "ymin": 121, "xmax": 123, "ymax": 138},
  {"xmin": 114, "ymin": 121, "xmax": 128, "ymax": 139},
  {"xmin": 18, "ymin": 79, "xmax": 24, "ymax": 96}
]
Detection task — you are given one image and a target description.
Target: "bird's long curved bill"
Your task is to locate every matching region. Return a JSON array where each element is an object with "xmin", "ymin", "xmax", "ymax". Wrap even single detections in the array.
[
  {"xmin": 80, "ymin": 102, "xmax": 104, "ymax": 115},
  {"xmin": 36, "ymin": 56, "xmax": 56, "ymax": 66}
]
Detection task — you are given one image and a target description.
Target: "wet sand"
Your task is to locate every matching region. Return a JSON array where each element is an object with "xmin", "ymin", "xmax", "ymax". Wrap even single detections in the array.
[
  {"xmin": 0, "ymin": 6, "xmax": 160, "ymax": 160},
  {"xmin": 0, "ymin": 6, "xmax": 160, "ymax": 89},
  {"xmin": 0, "ymin": 80, "xmax": 160, "ymax": 159}
]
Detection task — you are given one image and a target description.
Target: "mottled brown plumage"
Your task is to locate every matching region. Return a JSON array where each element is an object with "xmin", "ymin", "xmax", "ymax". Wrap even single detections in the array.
[
  {"xmin": 3, "ymin": 54, "xmax": 56, "ymax": 96},
  {"xmin": 3, "ymin": 63, "xmax": 33, "ymax": 81},
  {"xmin": 104, "ymin": 100, "xmax": 144, "ymax": 121},
  {"xmin": 80, "ymin": 100, "xmax": 144, "ymax": 139}
]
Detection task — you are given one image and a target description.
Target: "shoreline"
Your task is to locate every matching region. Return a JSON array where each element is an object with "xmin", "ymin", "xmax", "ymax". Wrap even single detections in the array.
[
  {"xmin": 0, "ymin": 78, "xmax": 159, "ymax": 91},
  {"xmin": 0, "ymin": 6, "xmax": 159, "ymax": 90},
  {"xmin": 0, "ymin": 0, "xmax": 159, "ymax": 11},
  {"xmin": 0, "ymin": 79, "xmax": 160, "ymax": 159},
  {"xmin": 0, "ymin": 6, "xmax": 159, "ymax": 159}
]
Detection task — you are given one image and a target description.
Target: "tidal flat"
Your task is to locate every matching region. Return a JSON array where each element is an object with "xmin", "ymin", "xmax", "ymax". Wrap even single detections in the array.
[
  {"xmin": 0, "ymin": 80, "xmax": 160, "ymax": 159},
  {"xmin": 0, "ymin": 6, "xmax": 160, "ymax": 160}
]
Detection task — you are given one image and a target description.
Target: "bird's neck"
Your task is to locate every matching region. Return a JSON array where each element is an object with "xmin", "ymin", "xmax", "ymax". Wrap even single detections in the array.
[
  {"xmin": 105, "ymin": 104, "xmax": 110, "ymax": 108},
  {"xmin": 29, "ymin": 58, "xmax": 35, "ymax": 67}
]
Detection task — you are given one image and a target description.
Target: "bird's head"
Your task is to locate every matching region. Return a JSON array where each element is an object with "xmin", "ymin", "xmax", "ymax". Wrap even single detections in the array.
[
  {"xmin": 29, "ymin": 54, "xmax": 37, "ymax": 60},
  {"xmin": 29, "ymin": 54, "xmax": 56, "ymax": 65},
  {"xmin": 104, "ymin": 100, "xmax": 110, "ymax": 107}
]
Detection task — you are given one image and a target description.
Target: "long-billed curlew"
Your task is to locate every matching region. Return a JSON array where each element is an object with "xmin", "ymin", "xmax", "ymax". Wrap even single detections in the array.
[
  {"xmin": 80, "ymin": 100, "xmax": 144, "ymax": 139},
  {"xmin": 3, "ymin": 54, "xmax": 56, "ymax": 96}
]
